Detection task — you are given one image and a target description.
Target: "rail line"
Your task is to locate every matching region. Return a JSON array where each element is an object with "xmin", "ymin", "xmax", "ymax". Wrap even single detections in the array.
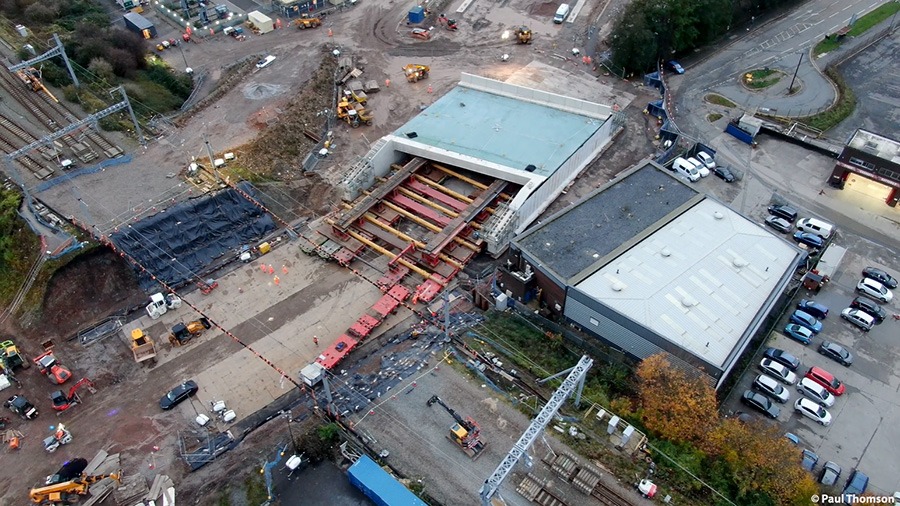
[
  {"xmin": 591, "ymin": 481, "xmax": 633, "ymax": 506},
  {"xmin": 534, "ymin": 486, "xmax": 568, "ymax": 506},
  {"xmin": 0, "ymin": 133, "xmax": 52, "ymax": 178},
  {"xmin": 0, "ymin": 112, "xmax": 60, "ymax": 161},
  {"xmin": 32, "ymin": 81, "xmax": 120, "ymax": 156}
]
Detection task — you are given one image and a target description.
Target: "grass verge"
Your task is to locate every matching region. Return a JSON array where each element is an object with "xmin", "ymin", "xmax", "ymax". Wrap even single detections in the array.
[
  {"xmin": 704, "ymin": 94, "xmax": 736, "ymax": 108},
  {"xmin": 707, "ymin": 113, "xmax": 723, "ymax": 122},
  {"xmin": 800, "ymin": 66, "xmax": 857, "ymax": 131},
  {"xmin": 814, "ymin": 1, "xmax": 900, "ymax": 55},
  {"xmin": 743, "ymin": 68, "xmax": 781, "ymax": 89}
]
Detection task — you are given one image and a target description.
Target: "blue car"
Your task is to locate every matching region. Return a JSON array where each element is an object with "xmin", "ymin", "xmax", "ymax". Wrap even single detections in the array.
[
  {"xmin": 784, "ymin": 324, "xmax": 814, "ymax": 344},
  {"xmin": 797, "ymin": 299, "xmax": 829, "ymax": 319},
  {"xmin": 790, "ymin": 310, "xmax": 823, "ymax": 333},
  {"xmin": 793, "ymin": 231, "xmax": 825, "ymax": 248},
  {"xmin": 666, "ymin": 61, "xmax": 684, "ymax": 74}
]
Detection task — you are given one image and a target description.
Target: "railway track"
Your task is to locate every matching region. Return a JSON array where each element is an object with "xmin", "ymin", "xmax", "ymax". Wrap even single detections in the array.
[
  {"xmin": 591, "ymin": 481, "xmax": 633, "ymax": 506},
  {"xmin": 33, "ymin": 81, "xmax": 121, "ymax": 157},
  {"xmin": 0, "ymin": 113, "xmax": 61, "ymax": 161},
  {"xmin": 0, "ymin": 133, "xmax": 53, "ymax": 179},
  {"xmin": 533, "ymin": 487, "xmax": 568, "ymax": 506}
]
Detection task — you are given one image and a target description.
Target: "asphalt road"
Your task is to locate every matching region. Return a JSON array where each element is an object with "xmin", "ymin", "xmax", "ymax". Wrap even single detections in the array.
[{"xmin": 673, "ymin": 0, "xmax": 886, "ymax": 141}]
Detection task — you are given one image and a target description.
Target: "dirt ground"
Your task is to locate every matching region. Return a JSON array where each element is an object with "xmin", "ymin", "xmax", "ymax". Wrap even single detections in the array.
[{"xmin": 0, "ymin": 0, "xmax": 664, "ymax": 503}]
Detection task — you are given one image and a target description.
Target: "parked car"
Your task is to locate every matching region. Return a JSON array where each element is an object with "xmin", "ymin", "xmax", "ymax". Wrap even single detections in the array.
[
  {"xmin": 783, "ymin": 324, "xmax": 814, "ymax": 345},
  {"xmin": 840, "ymin": 308, "xmax": 875, "ymax": 331},
  {"xmin": 763, "ymin": 347, "xmax": 800, "ymax": 371},
  {"xmin": 713, "ymin": 165, "xmax": 736, "ymax": 182},
  {"xmin": 862, "ymin": 267, "xmax": 898, "ymax": 289},
  {"xmin": 806, "ymin": 366, "xmax": 844, "ymax": 396},
  {"xmin": 843, "ymin": 469, "xmax": 869, "ymax": 496},
  {"xmin": 666, "ymin": 60, "xmax": 684, "ymax": 74},
  {"xmin": 764, "ymin": 216, "xmax": 792, "ymax": 233},
  {"xmin": 159, "ymin": 380, "xmax": 199, "ymax": 410},
  {"xmin": 820, "ymin": 461, "xmax": 842, "ymax": 486},
  {"xmin": 793, "ymin": 231, "xmax": 825, "ymax": 249},
  {"xmin": 741, "ymin": 389, "xmax": 781, "ymax": 418},
  {"xmin": 856, "ymin": 277, "xmax": 893, "ymax": 303},
  {"xmin": 801, "ymin": 449, "xmax": 819, "ymax": 472},
  {"xmin": 760, "ymin": 359, "xmax": 797, "ymax": 384},
  {"xmin": 797, "ymin": 377, "xmax": 835, "ymax": 407},
  {"xmin": 794, "ymin": 397, "xmax": 832, "ymax": 426},
  {"xmin": 753, "ymin": 374, "xmax": 790, "ymax": 403},
  {"xmin": 789, "ymin": 310, "xmax": 823, "ymax": 333},
  {"xmin": 688, "ymin": 157, "xmax": 709, "ymax": 177},
  {"xmin": 818, "ymin": 341, "xmax": 853, "ymax": 367},
  {"xmin": 695, "ymin": 151, "xmax": 715, "ymax": 171},
  {"xmin": 768, "ymin": 204, "xmax": 798, "ymax": 222},
  {"xmin": 797, "ymin": 300, "xmax": 828, "ymax": 319},
  {"xmin": 850, "ymin": 297, "xmax": 887, "ymax": 322},
  {"xmin": 256, "ymin": 55, "xmax": 277, "ymax": 69}
]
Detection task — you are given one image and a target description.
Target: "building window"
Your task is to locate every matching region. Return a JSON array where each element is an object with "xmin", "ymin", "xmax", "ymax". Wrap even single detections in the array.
[
  {"xmin": 849, "ymin": 157, "xmax": 875, "ymax": 171},
  {"xmin": 590, "ymin": 318, "xmax": 599, "ymax": 326}
]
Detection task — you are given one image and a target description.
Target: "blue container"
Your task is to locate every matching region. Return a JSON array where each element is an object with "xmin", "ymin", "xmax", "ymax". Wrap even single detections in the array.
[{"xmin": 408, "ymin": 6, "xmax": 425, "ymax": 23}]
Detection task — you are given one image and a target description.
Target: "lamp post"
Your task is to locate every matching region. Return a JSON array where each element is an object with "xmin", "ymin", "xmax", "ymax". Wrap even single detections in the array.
[
  {"xmin": 281, "ymin": 410, "xmax": 298, "ymax": 453},
  {"xmin": 788, "ymin": 52, "xmax": 803, "ymax": 94}
]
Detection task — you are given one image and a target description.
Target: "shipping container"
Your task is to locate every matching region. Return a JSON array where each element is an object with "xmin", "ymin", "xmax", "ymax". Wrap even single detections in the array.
[
  {"xmin": 726, "ymin": 122, "xmax": 754, "ymax": 145},
  {"xmin": 348, "ymin": 456, "xmax": 427, "ymax": 506},
  {"xmin": 124, "ymin": 12, "xmax": 156, "ymax": 38},
  {"xmin": 408, "ymin": 6, "xmax": 424, "ymax": 23},
  {"xmin": 248, "ymin": 10, "xmax": 274, "ymax": 34}
]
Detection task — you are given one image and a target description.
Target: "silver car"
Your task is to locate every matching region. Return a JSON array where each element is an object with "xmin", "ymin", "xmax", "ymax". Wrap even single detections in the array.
[
  {"xmin": 797, "ymin": 377, "xmax": 835, "ymax": 407},
  {"xmin": 753, "ymin": 374, "xmax": 790, "ymax": 403}
]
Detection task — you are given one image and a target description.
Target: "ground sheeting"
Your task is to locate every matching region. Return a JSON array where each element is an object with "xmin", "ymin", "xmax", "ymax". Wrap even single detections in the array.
[{"xmin": 515, "ymin": 164, "xmax": 698, "ymax": 281}]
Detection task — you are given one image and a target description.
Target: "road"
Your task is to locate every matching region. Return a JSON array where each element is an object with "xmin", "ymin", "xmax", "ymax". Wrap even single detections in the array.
[{"xmin": 672, "ymin": 0, "xmax": 887, "ymax": 141}]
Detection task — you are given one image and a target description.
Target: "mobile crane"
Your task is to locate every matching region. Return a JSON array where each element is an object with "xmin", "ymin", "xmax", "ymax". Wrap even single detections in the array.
[
  {"xmin": 426, "ymin": 395, "xmax": 485, "ymax": 460},
  {"xmin": 29, "ymin": 469, "xmax": 121, "ymax": 504}
]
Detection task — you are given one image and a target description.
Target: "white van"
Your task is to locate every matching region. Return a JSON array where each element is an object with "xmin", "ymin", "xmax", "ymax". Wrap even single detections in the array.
[
  {"xmin": 553, "ymin": 3, "xmax": 570, "ymax": 23},
  {"xmin": 672, "ymin": 157, "xmax": 700, "ymax": 182},
  {"xmin": 796, "ymin": 217, "xmax": 834, "ymax": 239}
]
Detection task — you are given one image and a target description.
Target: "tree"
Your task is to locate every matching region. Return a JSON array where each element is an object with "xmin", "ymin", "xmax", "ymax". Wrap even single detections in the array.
[
  {"xmin": 707, "ymin": 419, "xmax": 819, "ymax": 505},
  {"xmin": 635, "ymin": 354, "xmax": 718, "ymax": 445}
]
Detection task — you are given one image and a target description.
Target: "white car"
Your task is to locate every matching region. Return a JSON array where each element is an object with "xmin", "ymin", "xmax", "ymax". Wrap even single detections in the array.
[
  {"xmin": 840, "ymin": 308, "xmax": 875, "ymax": 331},
  {"xmin": 256, "ymin": 55, "xmax": 277, "ymax": 69},
  {"xmin": 687, "ymin": 157, "xmax": 709, "ymax": 178},
  {"xmin": 797, "ymin": 377, "xmax": 835, "ymax": 407},
  {"xmin": 695, "ymin": 151, "xmax": 716, "ymax": 171},
  {"xmin": 794, "ymin": 397, "xmax": 832, "ymax": 426},
  {"xmin": 759, "ymin": 358, "xmax": 797, "ymax": 385},
  {"xmin": 753, "ymin": 374, "xmax": 790, "ymax": 403},
  {"xmin": 857, "ymin": 277, "xmax": 893, "ymax": 303}
]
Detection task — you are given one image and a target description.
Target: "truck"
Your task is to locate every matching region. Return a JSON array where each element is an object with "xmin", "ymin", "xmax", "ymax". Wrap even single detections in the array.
[
  {"xmin": 123, "ymin": 12, "xmax": 156, "ymax": 39},
  {"xmin": 130, "ymin": 329, "xmax": 157, "ymax": 364},
  {"xmin": 146, "ymin": 292, "xmax": 181, "ymax": 319}
]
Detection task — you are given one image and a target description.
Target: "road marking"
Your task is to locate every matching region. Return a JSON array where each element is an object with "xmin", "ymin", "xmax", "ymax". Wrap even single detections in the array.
[
  {"xmin": 829, "ymin": 11, "xmax": 839, "ymax": 17},
  {"xmin": 764, "ymin": 56, "xmax": 776, "ymax": 63},
  {"xmin": 829, "ymin": 24, "xmax": 840, "ymax": 31},
  {"xmin": 842, "ymin": 4, "xmax": 852, "ymax": 10}
]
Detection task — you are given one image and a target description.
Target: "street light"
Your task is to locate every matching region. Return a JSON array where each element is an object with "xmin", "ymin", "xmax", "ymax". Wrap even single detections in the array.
[
  {"xmin": 281, "ymin": 409, "xmax": 298, "ymax": 453},
  {"xmin": 788, "ymin": 52, "xmax": 803, "ymax": 94}
]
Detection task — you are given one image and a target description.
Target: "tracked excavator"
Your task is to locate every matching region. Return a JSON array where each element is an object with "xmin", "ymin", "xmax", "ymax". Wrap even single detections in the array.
[
  {"xmin": 50, "ymin": 377, "xmax": 96, "ymax": 412},
  {"xmin": 426, "ymin": 394, "xmax": 485, "ymax": 460}
]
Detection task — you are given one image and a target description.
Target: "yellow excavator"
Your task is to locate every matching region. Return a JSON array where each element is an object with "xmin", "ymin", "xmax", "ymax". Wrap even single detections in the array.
[
  {"xmin": 336, "ymin": 98, "xmax": 373, "ymax": 128},
  {"xmin": 514, "ymin": 26, "xmax": 532, "ymax": 44},
  {"xmin": 29, "ymin": 468, "xmax": 121, "ymax": 504}
]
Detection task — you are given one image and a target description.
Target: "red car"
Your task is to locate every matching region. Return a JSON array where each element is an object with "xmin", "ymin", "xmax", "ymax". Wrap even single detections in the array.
[{"xmin": 806, "ymin": 366, "xmax": 845, "ymax": 396}]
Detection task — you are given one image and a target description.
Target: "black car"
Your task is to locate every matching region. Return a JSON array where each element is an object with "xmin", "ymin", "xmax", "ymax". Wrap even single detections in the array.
[
  {"xmin": 768, "ymin": 204, "xmax": 798, "ymax": 222},
  {"xmin": 160, "ymin": 380, "xmax": 199, "ymax": 410},
  {"xmin": 763, "ymin": 347, "xmax": 800, "ymax": 371},
  {"xmin": 818, "ymin": 341, "xmax": 853, "ymax": 366},
  {"xmin": 862, "ymin": 267, "xmax": 898, "ymax": 289},
  {"xmin": 850, "ymin": 296, "xmax": 886, "ymax": 322},
  {"xmin": 713, "ymin": 166, "xmax": 735, "ymax": 182},
  {"xmin": 764, "ymin": 216, "xmax": 792, "ymax": 234},
  {"xmin": 797, "ymin": 299, "xmax": 829, "ymax": 319},
  {"xmin": 740, "ymin": 389, "xmax": 781, "ymax": 418}
]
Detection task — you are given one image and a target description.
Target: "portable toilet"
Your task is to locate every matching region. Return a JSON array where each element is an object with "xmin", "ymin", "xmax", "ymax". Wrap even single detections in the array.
[{"xmin": 408, "ymin": 6, "xmax": 425, "ymax": 23}]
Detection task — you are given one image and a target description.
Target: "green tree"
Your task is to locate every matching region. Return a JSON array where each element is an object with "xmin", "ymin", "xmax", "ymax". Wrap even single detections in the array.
[{"xmin": 0, "ymin": 189, "xmax": 23, "ymax": 267}]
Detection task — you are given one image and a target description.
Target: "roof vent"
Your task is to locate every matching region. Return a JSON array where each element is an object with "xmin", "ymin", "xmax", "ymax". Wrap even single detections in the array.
[
  {"xmin": 713, "ymin": 211, "xmax": 724, "ymax": 220},
  {"xmin": 611, "ymin": 281, "xmax": 626, "ymax": 292},
  {"xmin": 733, "ymin": 257, "xmax": 748, "ymax": 268},
  {"xmin": 660, "ymin": 248, "xmax": 672, "ymax": 257},
  {"xmin": 681, "ymin": 295, "xmax": 698, "ymax": 307}
]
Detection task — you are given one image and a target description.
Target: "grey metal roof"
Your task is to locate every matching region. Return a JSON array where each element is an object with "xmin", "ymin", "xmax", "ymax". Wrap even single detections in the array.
[{"xmin": 514, "ymin": 162, "xmax": 698, "ymax": 281}]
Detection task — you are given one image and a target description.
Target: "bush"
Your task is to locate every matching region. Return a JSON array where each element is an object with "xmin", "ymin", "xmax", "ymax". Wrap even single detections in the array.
[{"xmin": 801, "ymin": 66, "xmax": 856, "ymax": 131}]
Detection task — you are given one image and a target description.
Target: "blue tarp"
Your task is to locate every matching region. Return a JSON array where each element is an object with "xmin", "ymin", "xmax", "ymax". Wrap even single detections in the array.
[{"xmin": 348, "ymin": 456, "xmax": 427, "ymax": 506}]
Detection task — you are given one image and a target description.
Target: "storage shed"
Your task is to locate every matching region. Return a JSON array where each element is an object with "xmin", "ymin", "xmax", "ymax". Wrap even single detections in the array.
[
  {"xmin": 348, "ymin": 455, "xmax": 427, "ymax": 506},
  {"xmin": 248, "ymin": 10, "xmax": 274, "ymax": 34},
  {"xmin": 123, "ymin": 12, "xmax": 156, "ymax": 38}
]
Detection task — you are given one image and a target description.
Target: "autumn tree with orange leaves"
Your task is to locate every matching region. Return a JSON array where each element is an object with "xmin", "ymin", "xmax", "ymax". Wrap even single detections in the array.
[{"xmin": 635, "ymin": 354, "xmax": 718, "ymax": 445}]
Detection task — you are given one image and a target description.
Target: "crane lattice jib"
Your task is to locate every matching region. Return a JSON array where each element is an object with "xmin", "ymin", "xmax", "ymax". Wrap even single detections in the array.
[{"xmin": 479, "ymin": 355, "xmax": 593, "ymax": 505}]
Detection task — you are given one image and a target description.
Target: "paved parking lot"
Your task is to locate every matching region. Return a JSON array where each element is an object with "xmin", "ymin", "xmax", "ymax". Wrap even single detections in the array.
[{"xmin": 725, "ymin": 244, "xmax": 900, "ymax": 496}]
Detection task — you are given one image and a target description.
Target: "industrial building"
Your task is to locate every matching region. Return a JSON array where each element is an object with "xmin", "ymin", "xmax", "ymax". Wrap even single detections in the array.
[
  {"xmin": 501, "ymin": 161, "xmax": 804, "ymax": 388},
  {"xmin": 829, "ymin": 128, "xmax": 900, "ymax": 207}
]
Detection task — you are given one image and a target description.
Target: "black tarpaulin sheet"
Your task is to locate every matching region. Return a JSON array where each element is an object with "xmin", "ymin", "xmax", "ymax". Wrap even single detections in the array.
[{"xmin": 110, "ymin": 183, "xmax": 276, "ymax": 292}]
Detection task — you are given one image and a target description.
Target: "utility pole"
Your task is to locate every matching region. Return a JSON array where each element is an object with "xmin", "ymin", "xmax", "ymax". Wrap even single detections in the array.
[
  {"xmin": 202, "ymin": 133, "xmax": 220, "ymax": 183},
  {"xmin": 281, "ymin": 410, "xmax": 298, "ymax": 453},
  {"xmin": 788, "ymin": 52, "xmax": 802, "ymax": 94}
]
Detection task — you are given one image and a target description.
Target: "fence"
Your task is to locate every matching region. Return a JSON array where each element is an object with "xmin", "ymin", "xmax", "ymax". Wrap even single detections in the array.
[{"xmin": 35, "ymin": 154, "xmax": 133, "ymax": 193}]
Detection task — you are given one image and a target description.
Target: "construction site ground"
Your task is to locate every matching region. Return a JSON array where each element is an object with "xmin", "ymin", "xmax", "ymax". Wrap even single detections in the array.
[{"xmin": 0, "ymin": 0, "xmax": 660, "ymax": 503}]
